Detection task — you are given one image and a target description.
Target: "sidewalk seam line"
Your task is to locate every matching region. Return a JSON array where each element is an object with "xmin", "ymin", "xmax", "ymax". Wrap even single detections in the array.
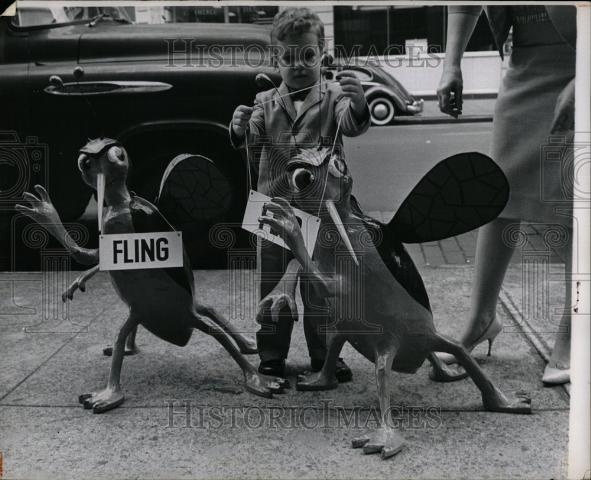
[
  {"xmin": 0, "ymin": 307, "xmax": 106, "ymax": 403},
  {"xmin": 499, "ymin": 287, "xmax": 570, "ymax": 398},
  {"xmin": 0, "ymin": 404, "xmax": 570, "ymax": 412}
]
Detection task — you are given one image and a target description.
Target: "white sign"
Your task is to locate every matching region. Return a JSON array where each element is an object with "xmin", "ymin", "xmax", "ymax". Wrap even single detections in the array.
[
  {"xmin": 242, "ymin": 190, "xmax": 320, "ymax": 256},
  {"xmin": 405, "ymin": 38, "xmax": 428, "ymax": 57},
  {"xmin": 99, "ymin": 231, "xmax": 183, "ymax": 271}
]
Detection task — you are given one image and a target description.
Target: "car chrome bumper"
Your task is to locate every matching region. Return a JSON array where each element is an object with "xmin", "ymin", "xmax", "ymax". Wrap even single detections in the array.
[{"xmin": 406, "ymin": 99, "xmax": 424, "ymax": 114}]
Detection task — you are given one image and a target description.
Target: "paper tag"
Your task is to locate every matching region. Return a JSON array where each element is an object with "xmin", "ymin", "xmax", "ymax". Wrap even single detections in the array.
[
  {"xmin": 242, "ymin": 190, "xmax": 320, "ymax": 255},
  {"xmin": 99, "ymin": 231, "xmax": 183, "ymax": 271}
]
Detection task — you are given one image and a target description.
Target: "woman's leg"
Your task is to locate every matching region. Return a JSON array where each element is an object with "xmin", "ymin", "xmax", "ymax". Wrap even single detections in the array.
[
  {"xmin": 458, "ymin": 217, "xmax": 519, "ymax": 349},
  {"xmin": 544, "ymin": 233, "xmax": 572, "ymax": 380}
]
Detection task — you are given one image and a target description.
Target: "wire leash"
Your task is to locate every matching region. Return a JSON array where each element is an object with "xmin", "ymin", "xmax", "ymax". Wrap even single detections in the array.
[
  {"xmin": 244, "ymin": 126, "xmax": 253, "ymax": 197},
  {"xmin": 317, "ymin": 112, "xmax": 344, "ymax": 218},
  {"xmin": 244, "ymin": 75, "xmax": 348, "ymax": 218},
  {"xmin": 255, "ymin": 79, "xmax": 339, "ymax": 108}
]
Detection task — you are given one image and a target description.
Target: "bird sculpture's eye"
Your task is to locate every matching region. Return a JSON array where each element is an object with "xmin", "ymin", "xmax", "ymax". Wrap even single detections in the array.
[
  {"xmin": 292, "ymin": 168, "xmax": 315, "ymax": 192},
  {"xmin": 77, "ymin": 154, "xmax": 91, "ymax": 172},
  {"xmin": 329, "ymin": 156, "xmax": 347, "ymax": 177},
  {"xmin": 108, "ymin": 146, "xmax": 124, "ymax": 162}
]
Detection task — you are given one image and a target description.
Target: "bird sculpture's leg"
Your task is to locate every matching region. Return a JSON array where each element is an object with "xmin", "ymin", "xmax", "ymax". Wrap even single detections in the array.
[
  {"xmin": 296, "ymin": 334, "xmax": 346, "ymax": 391},
  {"xmin": 352, "ymin": 348, "xmax": 405, "ymax": 460},
  {"xmin": 195, "ymin": 304, "xmax": 257, "ymax": 354},
  {"xmin": 432, "ymin": 334, "xmax": 532, "ymax": 413},
  {"xmin": 79, "ymin": 315, "xmax": 139, "ymax": 413},
  {"xmin": 62, "ymin": 265, "xmax": 99, "ymax": 302},
  {"xmin": 427, "ymin": 352, "xmax": 468, "ymax": 382},
  {"xmin": 103, "ymin": 326, "xmax": 140, "ymax": 357},
  {"xmin": 124, "ymin": 325, "xmax": 139, "ymax": 353},
  {"xmin": 190, "ymin": 312, "xmax": 288, "ymax": 398}
]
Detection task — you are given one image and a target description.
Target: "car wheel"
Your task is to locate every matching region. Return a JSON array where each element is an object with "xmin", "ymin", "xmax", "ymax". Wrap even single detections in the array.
[{"xmin": 368, "ymin": 96, "xmax": 396, "ymax": 126}]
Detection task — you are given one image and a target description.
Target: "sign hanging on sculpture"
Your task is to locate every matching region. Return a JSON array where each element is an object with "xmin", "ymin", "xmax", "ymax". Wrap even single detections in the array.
[
  {"xmin": 99, "ymin": 231, "xmax": 183, "ymax": 271},
  {"xmin": 242, "ymin": 190, "xmax": 320, "ymax": 256}
]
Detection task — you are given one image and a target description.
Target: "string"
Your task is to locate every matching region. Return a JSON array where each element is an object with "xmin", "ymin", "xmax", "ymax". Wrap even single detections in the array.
[
  {"xmin": 316, "ymin": 67, "xmax": 344, "ymax": 217},
  {"xmin": 247, "ymin": 72, "xmax": 342, "ymax": 217},
  {"xmin": 256, "ymin": 80, "xmax": 338, "ymax": 108},
  {"xmin": 244, "ymin": 126, "xmax": 253, "ymax": 198},
  {"xmin": 317, "ymin": 108, "xmax": 344, "ymax": 217},
  {"xmin": 157, "ymin": 205, "xmax": 180, "ymax": 233}
]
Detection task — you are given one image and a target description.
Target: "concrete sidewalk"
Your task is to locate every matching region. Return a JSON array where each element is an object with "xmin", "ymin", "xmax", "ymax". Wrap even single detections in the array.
[
  {"xmin": 364, "ymin": 213, "xmax": 568, "ymax": 267},
  {"xmin": 0, "ymin": 261, "xmax": 569, "ymax": 479},
  {"xmin": 395, "ymin": 97, "xmax": 496, "ymax": 125}
]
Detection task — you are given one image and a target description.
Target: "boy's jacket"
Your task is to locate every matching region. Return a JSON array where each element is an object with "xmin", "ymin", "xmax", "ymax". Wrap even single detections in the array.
[{"xmin": 230, "ymin": 80, "xmax": 370, "ymax": 196}]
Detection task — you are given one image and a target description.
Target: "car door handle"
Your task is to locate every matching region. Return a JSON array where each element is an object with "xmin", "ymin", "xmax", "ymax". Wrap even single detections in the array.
[{"xmin": 44, "ymin": 77, "xmax": 172, "ymax": 96}]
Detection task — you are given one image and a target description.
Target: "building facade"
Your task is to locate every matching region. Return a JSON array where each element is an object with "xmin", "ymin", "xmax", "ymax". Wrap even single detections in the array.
[{"xmin": 131, "ymin": 5, "xmax": 504, "ymax": 97}]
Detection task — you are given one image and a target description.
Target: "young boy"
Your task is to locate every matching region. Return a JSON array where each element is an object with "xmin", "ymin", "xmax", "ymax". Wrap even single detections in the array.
[{"xmin": 230, "ymin": 7, "xmax": 370, "ymax": 378}]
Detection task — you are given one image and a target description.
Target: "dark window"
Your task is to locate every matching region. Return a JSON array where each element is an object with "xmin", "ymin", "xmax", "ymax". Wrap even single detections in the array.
[
  {"xmin": 165, "ymin": 6, "xmax": 277, "ymax": 24},
  {"xmin": 167, "ymin": 6, "xmax": 225, "ymax": 23},
  {"xmin": 465, "ymin": 11, "xmax": 496, "ymax": 52},
  {"xmin": 334, "ymin": 6, "xmax": 391, "ymax": 57},
  {"xmin": 388, "ymin": 6, "xmax": 445, "ymax": 54},
  {"xmin": 334, "ymin": 6, "xmax": 495, "ymax": 58}
]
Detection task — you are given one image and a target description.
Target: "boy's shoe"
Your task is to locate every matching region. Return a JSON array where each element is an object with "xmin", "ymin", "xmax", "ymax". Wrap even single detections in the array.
[
  {"xmin": 258, "ymin": 359, "xmax": 286, "ymax": 378},
  {"xmin": 310, "ymin": 357, "xmax": 353, "ymax": 383}
]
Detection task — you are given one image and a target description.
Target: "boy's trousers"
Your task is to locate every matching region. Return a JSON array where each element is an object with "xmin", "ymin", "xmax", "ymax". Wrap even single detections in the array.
[{"xmin": 256, "ymin": 238, "xmax": 329, "ymax": 362}]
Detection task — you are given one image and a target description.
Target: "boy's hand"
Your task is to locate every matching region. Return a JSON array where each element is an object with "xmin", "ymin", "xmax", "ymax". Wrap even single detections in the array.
[
  {"xmin": 336, "ymin": 71, "xmax": 367, "ymax": 117},
  {"xmin": 232, "ymin": 105, "xmax": 254, "ymax": 138}
]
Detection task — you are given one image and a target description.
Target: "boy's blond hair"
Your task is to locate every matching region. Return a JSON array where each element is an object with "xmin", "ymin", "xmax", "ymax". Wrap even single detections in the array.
[{"xmin": 270, "ymin": 7, "xmax": 325, "ymax": 49}]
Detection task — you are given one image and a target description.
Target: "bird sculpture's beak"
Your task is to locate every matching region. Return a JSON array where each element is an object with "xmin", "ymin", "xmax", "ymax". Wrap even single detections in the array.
[
  {"xmin": 325, "ymin": 199, "xmax": 358, "ymax": 266},
  {"xmin": 97, "ymin": 172, "xmax": 105, "ymax": 233}
]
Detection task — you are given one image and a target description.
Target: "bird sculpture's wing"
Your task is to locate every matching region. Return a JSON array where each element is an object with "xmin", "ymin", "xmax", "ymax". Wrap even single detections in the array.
[
  {"xmin": 129, "ymin": 195, "xmax": 194, "ymax": 297},
  {"xmin": 156, "ymin": 154, "xmax": 233, "ymax": 229},
  {"xmin": 387, "ymin": 152, "xmax": 509, "ymax": 244},
  {"xmin": 360, "ymin": 214, "xmax": 432, "ymax": 313}
]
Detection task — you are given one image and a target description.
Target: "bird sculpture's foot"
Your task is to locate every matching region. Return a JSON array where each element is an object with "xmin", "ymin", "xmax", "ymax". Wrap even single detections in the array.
[
  {"xmin": 352, "ymin": 427, "xmax": 406, "ymax": 460},
  {"xmin": 482, "ymin": 386, "xmax": 532, "ymax": 414},
  {"xmin": 296, "ymin": 370, "xmax": 338, "ymax": 391},
  {"xmin": 244, "ymin": 370, "xmax": 289, "ymax": 398},
  {"xmin": 79, "ymin": 387, "xmax": 125, "ymax": 413}
]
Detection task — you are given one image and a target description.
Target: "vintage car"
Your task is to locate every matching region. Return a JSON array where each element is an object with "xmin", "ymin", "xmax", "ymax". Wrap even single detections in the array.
[
  {"xmin": 324, "ymin": 61, "xmax": 424, "ymax": 126},
  {"xmin": 0, "ymin": 7, "xmax": 279, "ymax": 268}
]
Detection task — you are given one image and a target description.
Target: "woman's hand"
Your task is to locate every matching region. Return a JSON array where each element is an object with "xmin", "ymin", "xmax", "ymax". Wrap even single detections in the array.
[
  {"xmin": 437, "ymin": 66, "xmax": 463, "ymax": 118},
  {"xmin": 550, "ymin": 78, "xmax": 575, "ymax": 134}
]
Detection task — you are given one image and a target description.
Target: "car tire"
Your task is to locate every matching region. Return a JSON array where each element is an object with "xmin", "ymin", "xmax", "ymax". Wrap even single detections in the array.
[{"xmin": 368, "ymin": 96, "xmax": 396, "ymax": 126}]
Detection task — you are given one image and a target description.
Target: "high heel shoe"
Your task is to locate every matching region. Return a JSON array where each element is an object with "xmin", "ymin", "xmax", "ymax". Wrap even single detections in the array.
[
  {"xmin": 542, "ymin": 362, "xmax": 570, "ymax": 386},
  {"xmin": 436, "ymin": 317, "xmax": 503, "ymax": 364}
]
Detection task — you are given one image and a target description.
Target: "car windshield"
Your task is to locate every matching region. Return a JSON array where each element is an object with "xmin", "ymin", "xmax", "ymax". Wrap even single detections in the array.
[
  {"xmin": 64, "ymin": 7, "xmax": 133, "ymax": 23},
  {"xmin": 12, "ymin": 6, "xmax": 133, "ymax": 27},
  {"xmin": 12, "ymin": 5, "xmax": 277, "ymax": 27}
]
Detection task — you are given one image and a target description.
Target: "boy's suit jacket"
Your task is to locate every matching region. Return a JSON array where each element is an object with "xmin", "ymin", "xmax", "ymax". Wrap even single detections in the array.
[{"xmin": 230, "ymin": 80, "xmax": 370, "ymax": 196}]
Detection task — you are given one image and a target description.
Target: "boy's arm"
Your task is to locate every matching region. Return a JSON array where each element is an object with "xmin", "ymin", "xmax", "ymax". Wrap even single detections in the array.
[
  {"xmin": 229, "ymin": 94, "xmax": 266, "ymax": 149},
  {"xmin": 334, "ymin": 92, "xmax": 371, "ymax": 138}
]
